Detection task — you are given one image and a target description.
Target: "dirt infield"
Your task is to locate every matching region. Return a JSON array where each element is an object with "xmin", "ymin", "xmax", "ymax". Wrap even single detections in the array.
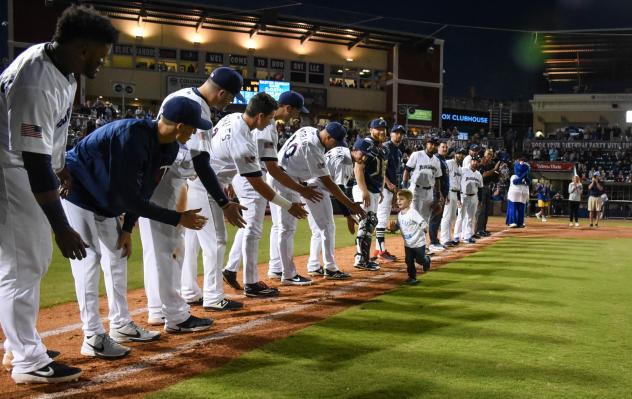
[{"xmin": 1, "ymin": 218, "xmax": 629, "ymax": 398}]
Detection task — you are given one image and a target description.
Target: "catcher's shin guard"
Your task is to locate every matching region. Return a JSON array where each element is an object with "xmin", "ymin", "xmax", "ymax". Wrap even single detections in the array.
[{"xmin": 354, "ymin": 212, "xmax": 377, "ymax": 265}]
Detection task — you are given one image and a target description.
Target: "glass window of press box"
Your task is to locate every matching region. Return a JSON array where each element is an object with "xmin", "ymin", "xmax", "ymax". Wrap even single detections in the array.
[
  {"xmin": 157, "ymin": 48, "xmax": 178, "ymax": 72},
  {"xmin": 179, "ymin": 50, "xmax": 199, "ymax": 74}
]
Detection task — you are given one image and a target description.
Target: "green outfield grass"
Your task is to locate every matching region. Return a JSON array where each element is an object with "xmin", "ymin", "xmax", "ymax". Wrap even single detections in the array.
[
  {"xmin": 151, "ymin": 237, "xmax": 632, "ymax": 399},
  {"xmin": 40, "ymin": 217, "xmax": 358, "ymax": 308}
]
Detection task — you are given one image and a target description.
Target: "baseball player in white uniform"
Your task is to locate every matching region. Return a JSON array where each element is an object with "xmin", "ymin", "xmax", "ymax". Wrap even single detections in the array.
[
  {"xmin": 402, "ymin": 136, "xmax": 444, "ymax": 224},
  {"xmin": 186, "ymin": 92, "xmax": 309, "ymax": 300},
  {"xmin": 270, "ymin": 123, "xmax": 366, "ymax": 285},
  {"xmin": 140, "ymin": 67, "xmax": 246, "ymax": 327},
  {"xmin": 460, "ymin": 155, "xmax": 483, "ymax": 243},
  {"xmin": 0, "ymin": 5, "xmax": 115, "ymax": 383},
  {"xmin": 306, "ymin": 145, "xmax": 364, "ymax": 279},
  {"xmin": 440, "ymin": 148, "xmax": 466, "ymax": 246},
  {"xmin": 374, "ymin": 125, "xmax": 405, "ymax": 262},
  {"xmin": 222, "ymin": 91, "xmax": 322, "ymax": 297},
  {"xmin": 61, "ymin": 97, "xmax": 217, "ymax": 357}
]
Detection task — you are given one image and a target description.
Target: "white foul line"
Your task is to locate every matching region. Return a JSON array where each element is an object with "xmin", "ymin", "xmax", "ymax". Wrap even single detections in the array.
[
  {"xmin": 35, "ymin": 272, "xmax": 396, "ymax": 399},
  {"xmin": 34, "ymin": 231, "xmax": 507, "ymax": 398}
]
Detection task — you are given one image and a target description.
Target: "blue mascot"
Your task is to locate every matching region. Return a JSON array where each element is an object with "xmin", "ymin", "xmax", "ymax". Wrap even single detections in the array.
[{"xmin": 506, "ymin": 158, "xmax": 530, "ymax": 227}]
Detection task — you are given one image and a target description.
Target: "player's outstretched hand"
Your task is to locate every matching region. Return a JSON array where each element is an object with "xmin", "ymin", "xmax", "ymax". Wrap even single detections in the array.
[
  {"xmin": 348, "ymin": 202, "xmax": 367, "ymax": 219},
  {"xmin": 55, "ymin": 226, "xmax": 89, "ymax": 260},
  {"xmin": 115, "ymin": 230, "xmax": 132, "ymax": 258},
  {"xmin": 299, "ymin": 185, "xmax": 324, "ymax": 203},
  {"xmin": 222, "ymin": 201, "xmax": 247, "ymax": 228},
  {"xmin": 288, "ymin": 202, "xmax": 308, "ymax": 219},
  {"xmin": 346, "ymin": 215, "xmax": 358, "ymax": 234},
  {"xmin": 179, "ymin": 208, "xmax": 208, "ymax": 230}
]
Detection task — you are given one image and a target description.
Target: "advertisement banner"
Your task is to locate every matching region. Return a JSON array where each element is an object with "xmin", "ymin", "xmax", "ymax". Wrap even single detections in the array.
[
  {"xmin": 530, "ymin": 162, "xmax": 575, "ymax": 172},
  {"xmin": 166, "ymin": 76, "xmax": 207, "ymax": 95},
  {"xmin": 527, "ymin": 140, "xmax": 632, "ymax": 150}
]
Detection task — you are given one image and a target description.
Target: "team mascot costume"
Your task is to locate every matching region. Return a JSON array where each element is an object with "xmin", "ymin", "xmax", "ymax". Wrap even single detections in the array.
[{"xmin": 506, "ymin": 157, "xmax": 530, "ymax": 227}]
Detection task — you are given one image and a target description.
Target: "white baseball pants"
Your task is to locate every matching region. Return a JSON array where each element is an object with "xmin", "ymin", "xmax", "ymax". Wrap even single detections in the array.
[
  {"xmin": 376, "ymin": 187, "xmax": 393, "ymax": 228},
  {"xmin": 412, "ymin": 186, "xmax": 434, "ymax": 223},
  {"xmin": 440, "ymin": 191, "xmax": 459, "ymax": 244},
  {"xmin": 180, "ymin": 178, "xmax": 226, "ymax": 306},
  {"xmin": 461, "ymin": 195, "xmax": 479, "ymax": 240},
  {"xmin": 62, "ymin": 200, "xmax": 131, "ymax": 336},
  {"xmin": 0, "ymin": 167, "xmax": 53, "ymax": 374},
  {"xmin": 138, "ymin": 169, "xmax": 190, "ymax": 326},
  {"xmin": 306, "ymin": 186, "xmax": 339, "ymax": 273},
  {"xmin": 268, "ymin": 178, "xmax": 302, "ymax": 279},
  {"xmin": 224, "ymin": 174, "xmax": 267, "ymax": 285}
]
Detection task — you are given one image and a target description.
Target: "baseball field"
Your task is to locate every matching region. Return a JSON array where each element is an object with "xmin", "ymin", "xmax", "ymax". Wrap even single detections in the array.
[{"xmin": 1, "ymin": 216, "xmax": 631, "ymax": 398}]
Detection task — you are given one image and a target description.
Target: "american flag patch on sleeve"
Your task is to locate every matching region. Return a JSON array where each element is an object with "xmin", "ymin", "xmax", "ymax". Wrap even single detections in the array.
[{"xmin": 20, "ymin": 123, "xmax": 43, "ymax": 139}]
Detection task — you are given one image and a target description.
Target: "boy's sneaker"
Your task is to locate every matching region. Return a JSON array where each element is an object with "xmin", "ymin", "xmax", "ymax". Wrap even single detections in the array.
[
  {"xmin": 267, "ymin": 271, "xmax": 283, "ymax": 280},
  {"xmin": 377, "ymin": 250, "xmax": 397, "ymax": 262},
  {"xmin": 541, "ymin": 217, "xmax": 548, "ymax": 222},
  {"xmin": 165, "ymin": 315, "xmax": 213, "ymax": 333},
  {"xmin": 12, "ymin": 361, "xmax": 81, "ymax": 384},
  {"xmin": 536, "ymin": 213, "xmax": 542, "ymax": 221},
  {"xmin": 281, "ymin": 274, "xmax": 312, "ymax": 286},
  {"xmin": 308, "ymin": 267, "xmax": 325, "ymax": 276},
  {"xmin": 110, "ymin": 321, "xmax": 161, "ymax": 343},
  {"xmin": 404, "ymin": 277, "xmax": 419, "ymax": 285},
  {"xmin": 80, "ymin": 333, "xmax": 130, "ymax": 359},
  {"xmin": 222, "ymin": 269, "xmax": 241, "ymax": 290},
  {"xmin": 429, "ymin": 244, "xmax": 445, "ymax": 252},
  {"xmin": 244, "ymin": 282, "xmax": 279, "ymax": 297},
  {"xmin": 422, "ymin": 255, "xmax": 432, "ymax": 272},
  {"xmin": 569, "ymin": 222, "xmax": 574, "ymax": 227},
  {"xmin": 575, "ymin": 222, "xmax": 580, "ymax": 227},
  {"xmin": 324, "ymin": 269, "xmax": 352, "ymax": 280},
  {"xmin": 204, "ymin": 298, "xmax": 244, "ymax": 312}
]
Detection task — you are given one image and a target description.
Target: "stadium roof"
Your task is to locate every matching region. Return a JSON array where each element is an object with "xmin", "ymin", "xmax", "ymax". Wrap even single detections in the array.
[
  {"xmin": 81, "ymin": 0, "xmax": 441, "ymax": 51},
  {"xmin": 541, "ymin": 31, "xmax": 632, "ymax": 92}
]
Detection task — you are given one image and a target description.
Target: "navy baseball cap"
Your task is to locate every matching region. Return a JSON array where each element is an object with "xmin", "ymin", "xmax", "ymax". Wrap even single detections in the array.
[
  {"xmin": 457, "ymin": 147, "xmax": 468, "ymax": 155},
  {"xmin": 469, "ymin": 143, "xmax": 480, "ymax": 152},
  {"xmin": 161, "ymin": 97, "xmax": 213, "ymax": 130},
  {"xmin": 369, "ymin": 118, "xmax": 388, "ymax": 129},
  {"xmin": 391, "ymin": 124, "xmax": 406, "ymax": 134},
  {"xmin": 279, "ymin": 91, "xmax": 309, "ymax": 114},
  {"xmin": 325, "ymin": 122, "xmax": 347, "ymax": 146},
  {"xmin": 353, "ymin": 137, "xmax": 371, "ymax": 154},
  {"xmin": 210, "ymin": 67, "xmax": 245, "ymax": 102},
  {"xmin": 426, "ymin": 135, "xmax": 440, "ymax": 144}
]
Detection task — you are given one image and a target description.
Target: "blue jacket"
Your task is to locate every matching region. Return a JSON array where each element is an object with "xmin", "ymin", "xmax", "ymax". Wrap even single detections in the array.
[{"xmin": 65, "ymin": 119, "xmax": 180, "ymax": 231}]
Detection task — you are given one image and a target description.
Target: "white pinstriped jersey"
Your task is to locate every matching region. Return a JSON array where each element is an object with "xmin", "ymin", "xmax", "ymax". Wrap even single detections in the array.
[
  {"xmin": 406, "ymin": 150, "xmax": 442, "ymax": 188},
  {"xmin": 277, "ymin": 126, "xmax": 329, "ymax": 182},
  {"xmin": 0, "ymin": 43, "xmax": 76, "ymax": 171},
  {"xmin": 307, "ymin": 145, "xmax": 353, "ymax": 188},
  {"xmin": 446, "ymin": 159, "xmax": 462, "ymax": 191},
  {"xmin": 209, "ymin": 112, "xmax": 261, "ymax": 186}
]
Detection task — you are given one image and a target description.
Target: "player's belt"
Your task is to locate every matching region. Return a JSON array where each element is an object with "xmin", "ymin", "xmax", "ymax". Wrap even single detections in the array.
[
  {"xmin": 451, "ymin": 189, "xmax": 460, "ymax": 193},
  {"xmin": 463, "ymin": 193, "xmax": 476, "ymax": 196},
  {"xmin": 415, "ymin": 185, "xmax": 432, "ymax": 189}
]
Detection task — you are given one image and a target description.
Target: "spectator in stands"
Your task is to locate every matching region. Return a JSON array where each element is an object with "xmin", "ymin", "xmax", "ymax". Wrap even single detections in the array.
[
  {"xmin": 534, "ymin": 180, "xmax": 551, "ymax": 222},
  {"xmin": 532, "ymin": 147, "xmax": 542, "ymax": 160},
  {"xmin": 568, "ymin": 175, "xmax": 582, "ymax": 227},
  {"xmin": 549, "ymin": 147, "xmax": 559, "ymax": 161},
  {"xmin": 587, "ymin": 172, "xmax": 604, "ymax": 227}
]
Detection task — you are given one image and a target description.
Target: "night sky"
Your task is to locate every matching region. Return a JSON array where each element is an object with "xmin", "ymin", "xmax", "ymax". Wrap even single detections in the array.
[{"xmin": 209, "ymin": 0, "xmax": 632, "ymax": 99}]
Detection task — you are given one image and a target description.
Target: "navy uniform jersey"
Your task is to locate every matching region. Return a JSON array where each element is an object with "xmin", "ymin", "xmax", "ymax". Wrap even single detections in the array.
[
  {"xmin": 360, "ymin": 137, "xmax": 386, "ymax": 194},
  {"xmin": 383, "ymin": 140, "xmax": 402, "ymax": 189}
]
